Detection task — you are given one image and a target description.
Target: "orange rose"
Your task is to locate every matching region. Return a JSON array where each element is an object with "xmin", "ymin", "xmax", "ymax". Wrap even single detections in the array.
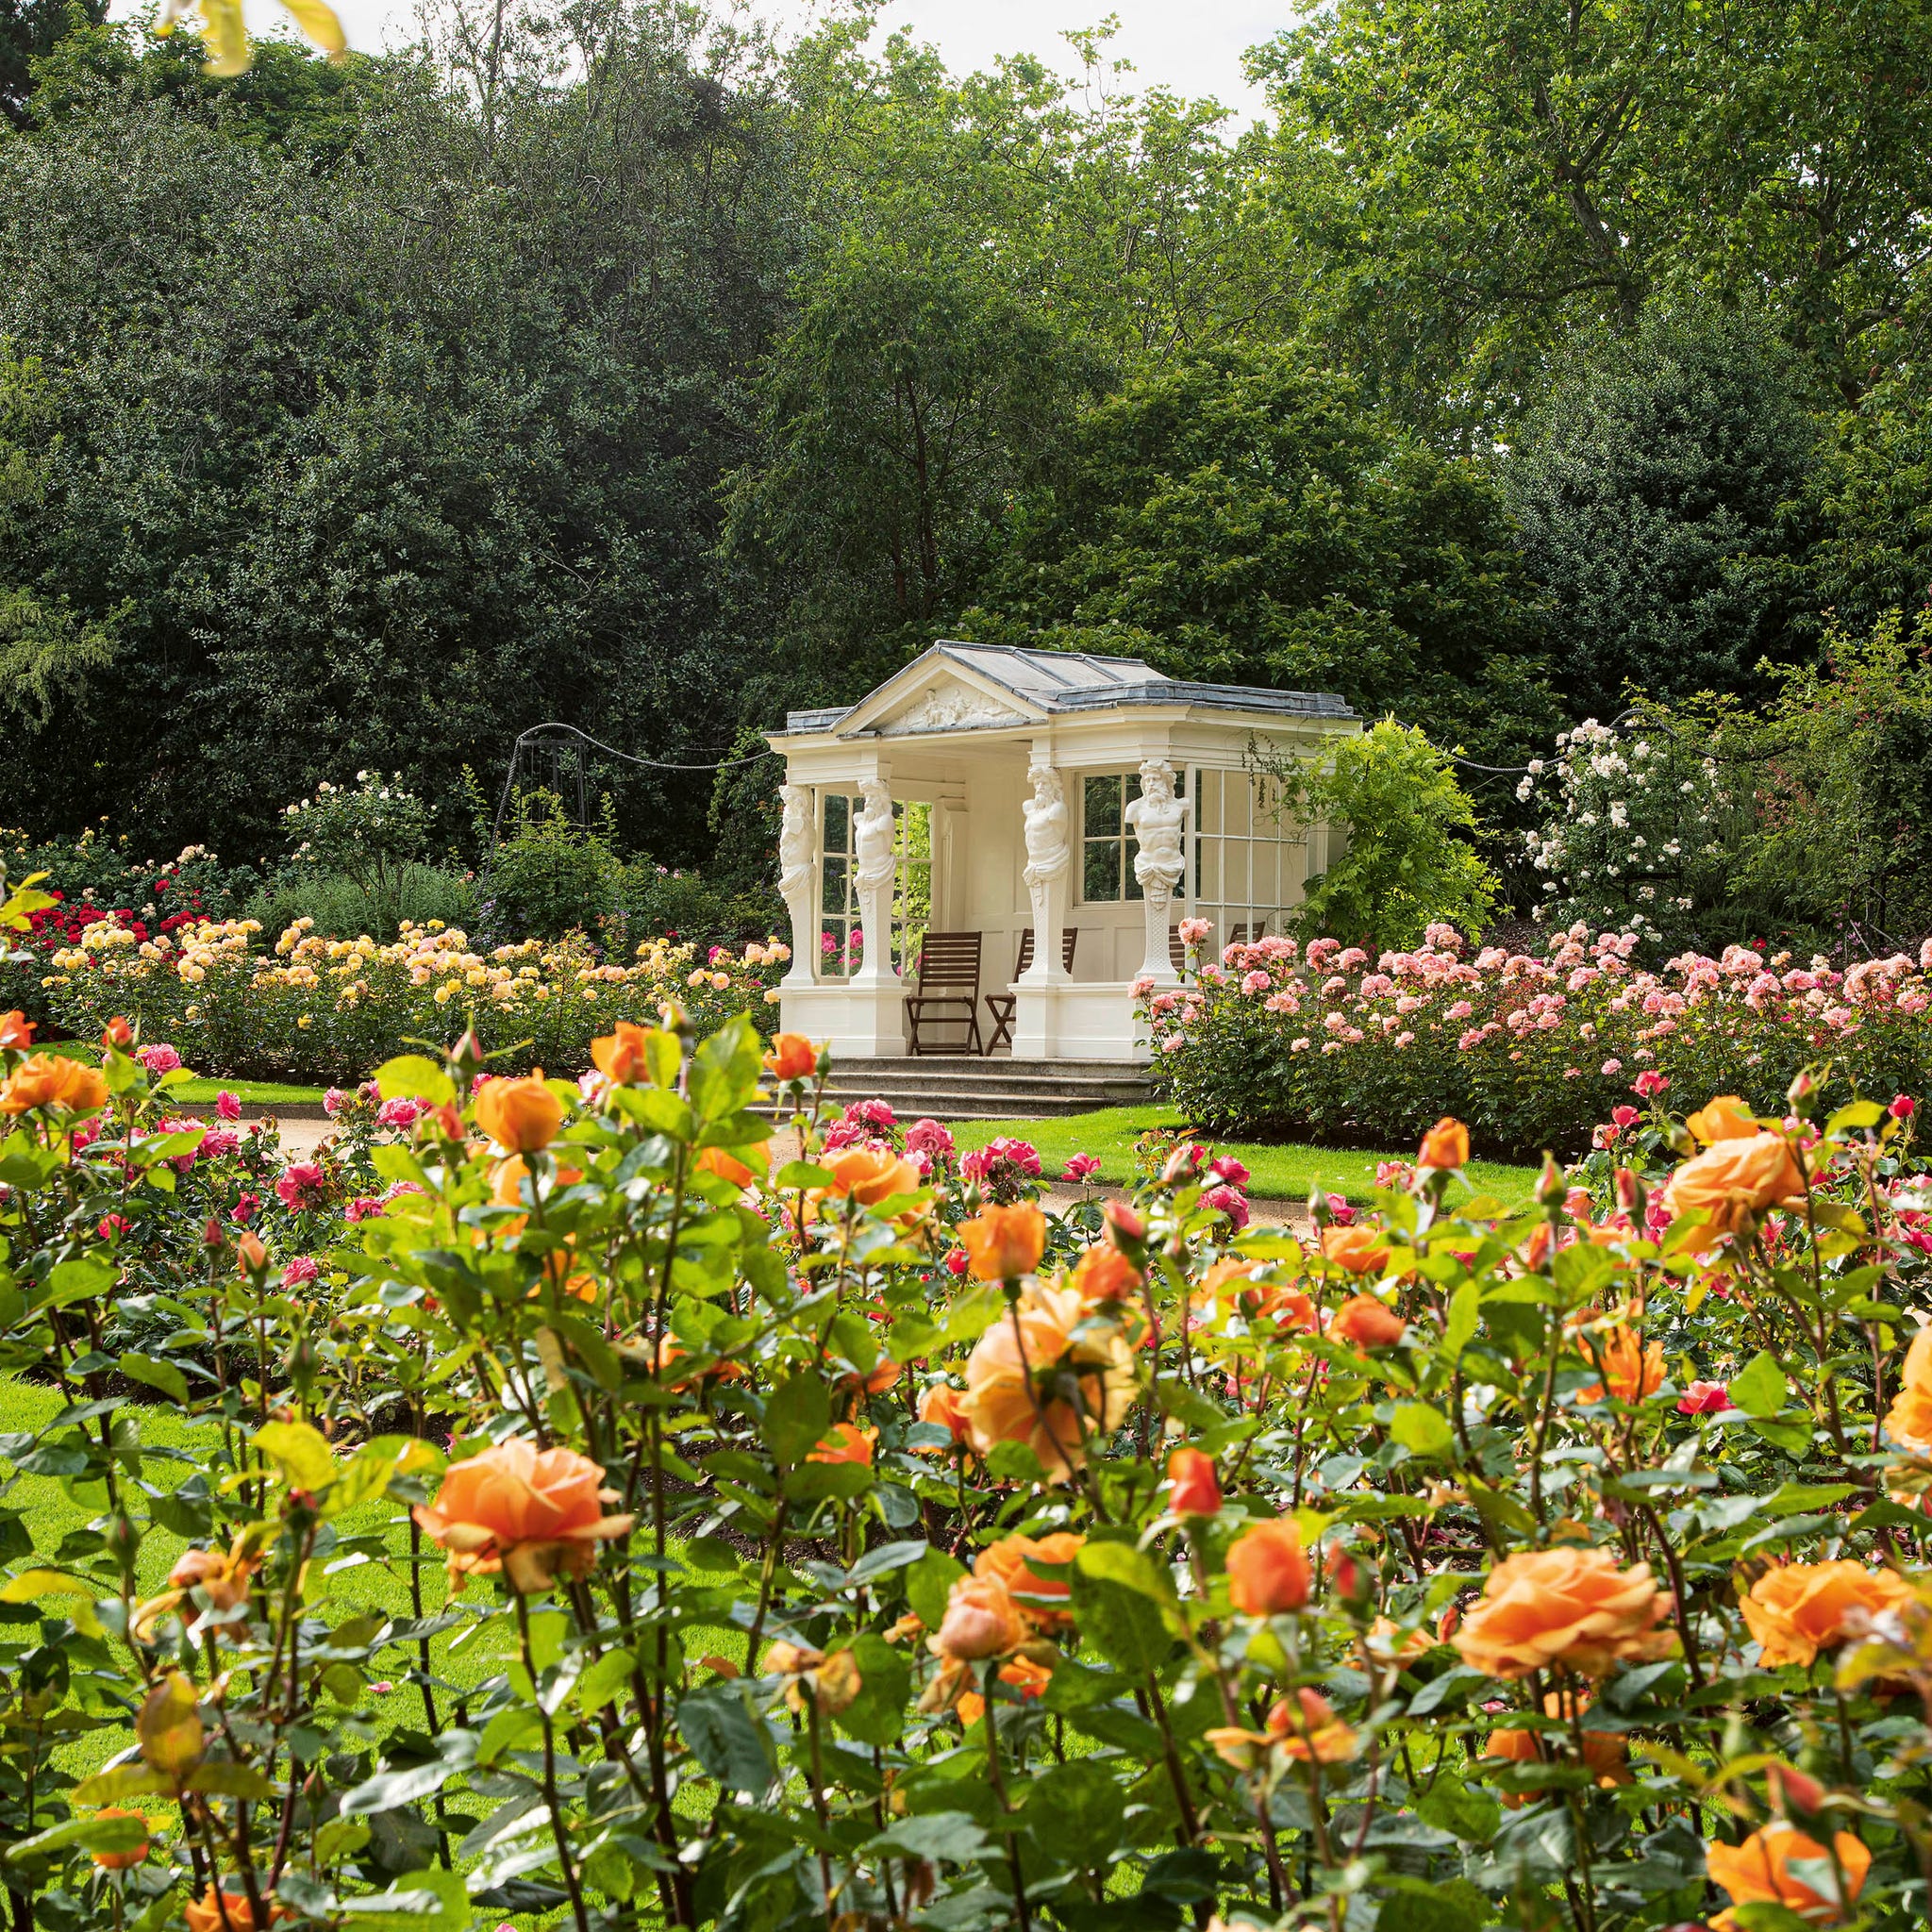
[
  {"xmin": 958, "ymin": 1281, "xmax": 1134, "ymax": 1480},
  {"xmin": 1664, "ymin": 1132, "xmax": 1807, "ymax": 1237},
  {"xmin": 0, "ymin": 1009, "xmax": 32, "ymax": 1050},
  {"xmin": 974, "ymin": 1531, "xmax": 1082, "ymax": 1631},
  {"xmin": 955, "ymin": 1654, "xmax": 1052, "ymax": 1726},
  {"xmin": 1740, "ymin": 1560, "xmax": 1918, "ymax": 1669},
  {"xmin": 916, "ymin": 1381, "xmax": 971, "ymax": 1447},
  {"xmin": 1272, "ymin": 1687, "xmax": 1359, "ymax": 1764},
  {"xmin": 1706, "ymin": 1824, "xmax": 1871, "ymax": 1931},
  {"xmin": 959, "ymin": 1202, "xmax": 1047, "ymax": 1281},
  {"xmin": 1883, "ymin": 1322, "xmax": 1932, "ymax": 1452},
  {"xmin": 0, "ymin": 1053, "xmax": 107, "ymax": 1116},
  {"xmin": 1224, "ymin": 1515, "xmax": 1311, "ymax": 1615},
  {"xmin": 1452, "ymin": 1546, "xmax": 1673, "ymax": 1679},
  {"xmin": 1070, "ymin": 1241, "xmax": 1141, "ymax": 1303},
  {"xmin": 1319, "ymin": 1224, "xmax": 1391, "ymax": 1276},
  {"xmin": 1418, "ymin": 1116, "xmax": 1470, "ymax": 1170},
  {"xmin": 590, "ymin": 1022, "xmax": 653, "ymax": 1085},
  {"xmin": 1685, "ymin": 1094, "xmax": 1760, "ymax": 1145},
  {"xmin": 1577, "ymin": 1324, "xmax": 1664, "ymax": 1404},
  {"xmin": 825, "ymin": 1143, "xmax": 921, "ymax": 1206},
  {"xmin": 90, "ymin": 1807, "xmax": 150, "ymax": 1870},
  {"xmin": 1484, "ymin": 1689, "xmax": 1627, "ymax": 1806},
  {"xmin": 474, "ymin": 1074, "xmax": 564, "ymax": 1153},
  {"xmin": 1167, "ymin": 1447, "xmax": 1223, "ymax": 1517},
  {"xmin": 932, "ymin": 1574, "xmax": 1025, "ymax": 1660},
  {"xmin": 100, "ymin": 1015, "xmax": 132, "ymax": 1050},
  {"xmin": 808, "ymin": 1423, "xmax": 876, "ymax": 1467},
  {"xmin": 1194, "ymin": 1257, "xmax": 1315, "ymax": 1332},
  {"xmin": 183, "ymin": 1887, "xmax": 288, "ymax": 1932},
  {"xmin": 414, "ymin": 1437, "xmax": 633, "ymax": 1594},
  {"xmin": 1330, "ymin": 1294, "xmax": 1406, "ymax": 1349},
  {"xmin": 697, "ymin": 1142, "xmax": 771, "ymax": 1189},
  {"xmin": 764, "ymin": 1033, "xmax": 818, "ymax": 1082}
]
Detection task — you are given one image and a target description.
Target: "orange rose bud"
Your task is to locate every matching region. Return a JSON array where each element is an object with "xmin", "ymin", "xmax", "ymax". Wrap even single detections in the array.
[
  {"xmin": 474, "ymin": 1073, "xmax": 564, "ymax": 1152},
  {"xmin": 1684, "ymin": 1094, "xmax": 1759, "ymax": 1145},
  {"xmin": 1071, "ymin": 1241, "xmax": 1141, "ymax": 1303},
  {"xmin": 0, "ymin": 1009, "xmax": 33, "ymax": 1049},
  {"xmin": 1766, "ymin": 1763, "xmax": 1827, "ymax": 1819},
  {"xmin": 90, "ymin": 1805, "xmax": 150, "ymax": 1869},
  {"xmin": 590, "ymin": 1022, "xmax": 653, "ymax": 1085},
  {"xmin": 958, "ymin": 1202, "xmax": 1047, "ymax": 1281},
  {"xmin": 235, "ymin": 1229, "xmax": 268, "ymax": 1274},
  {"xmin": 1740, "ymin": 1560, "xmax": 1917, "ymax": 1669},
  {"xmin": 1225, "ymin": 1515, "xmax": 1311, "ymax": 1615},
  {"xmin": 1103, "ymin": 1198, "xmax": 1146, "ymax": 1246},
  {"xmin": 764, "ymin": 1032, "xmax": 818, "ymax": 1082},
  {"xmin": 916, "ymin": 1381, "xmax": 971, "ymax": 1447},
  {"xmin": 184, "ymin": 1887, "xmax": 288, "ymax": 1932},
  {"xmin": 1418, "ymin": 1116, "xmax": 1470, "ymax": 1170},
  {"xmin": 696, "ymin": 1141, "xmax": 770, "ymax": 1189},
  {"xmin": 99, "ymin": 1014, "xmax": 131, "ymax": 1050},
  {"xmin": 1167, "ymin": 1447, "xmax": 1223, "ymax": 1517},
  {"xmin": 1320, "ymin": 1224, "xmax": 1391, "ymax": 1276},
  {"xmin": 807, "ymin": 1423, "xmax": 876, "ymax": 1467},
  {"xmin": 1705, "ymin": 1824, "xmax": 1870, "ymax": 1928},
  {"xmin": 1330, "ymin": 1293, "xmax": 1406, "ymax": 1348}
]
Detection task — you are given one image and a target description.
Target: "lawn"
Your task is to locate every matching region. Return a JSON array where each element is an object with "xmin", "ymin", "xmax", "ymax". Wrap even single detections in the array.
[
  {"xmin": 952, "ymin": 1107, "xmax": 1541, "ymax": 1207},
  {"xmin": 173, "ymin": 1075, "xmax": 327, "ymax": 1106}
]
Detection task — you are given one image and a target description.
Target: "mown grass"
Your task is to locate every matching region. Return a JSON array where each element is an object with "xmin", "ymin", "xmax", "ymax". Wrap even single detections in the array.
[{"xmin": 951, "ymin": 1107, "xmax": 1541, "ymax": 1207}]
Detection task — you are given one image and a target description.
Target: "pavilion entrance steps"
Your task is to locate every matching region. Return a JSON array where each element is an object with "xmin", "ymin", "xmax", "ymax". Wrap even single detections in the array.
[{"xmin": 778, "ymin": 1056, "xmax": 1157, "ymax": 1122}]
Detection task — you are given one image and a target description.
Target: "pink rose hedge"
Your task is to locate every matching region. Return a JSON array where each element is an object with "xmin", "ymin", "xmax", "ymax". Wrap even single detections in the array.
[{"xmin": 1142, "ymin": 921, "xmax": 1932, "ymax": 1155}]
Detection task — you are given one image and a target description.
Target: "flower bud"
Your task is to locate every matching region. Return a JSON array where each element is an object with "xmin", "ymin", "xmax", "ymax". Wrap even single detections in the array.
[
  {"xmin": 100, "ymin": 1015, "xmax": 132, "ymax": 1051},
  {"xmin": 1536, "ymin": 1155, "xmax": 1566, "ymax": 1207},
  {"xmin": 1787, "ymin": 1066, "xmax": 1819, "ymax": 1108},
  {"xmin": 1166, "ymin": 1448, "xmax": 1223, "ymax": 1518},
  {"xmin": 1307, "ymin": 1186, "xmax": 1333, "ymax": 1228},
  {"xmin": 236, "ymin": 1229, "xmax": 268, "ymax": 1275}
]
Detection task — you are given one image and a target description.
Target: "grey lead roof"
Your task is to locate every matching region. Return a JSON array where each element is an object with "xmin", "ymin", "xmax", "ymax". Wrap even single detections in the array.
[{"xmin": 779, "ymin": 641, "xmax": 1356, "ymax": 733}]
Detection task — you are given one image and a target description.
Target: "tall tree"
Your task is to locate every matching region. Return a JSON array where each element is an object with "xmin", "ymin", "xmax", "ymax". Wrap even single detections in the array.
[{"xmin": 0, "ymin": 0, "xmax": 106, "ymax": 126}]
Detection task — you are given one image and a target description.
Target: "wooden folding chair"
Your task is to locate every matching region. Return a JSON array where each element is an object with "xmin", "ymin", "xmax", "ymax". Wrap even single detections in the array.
[
  {"xmin": 984, "ymin": 928, "xmax": 1078, "ymax": 1055},
  {"xmin": 907, "ymin": 931, "xmax": 984, "ymax": 1056}
]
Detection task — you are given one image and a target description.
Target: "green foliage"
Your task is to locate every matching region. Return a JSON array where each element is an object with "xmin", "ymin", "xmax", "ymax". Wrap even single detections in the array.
[
  {"xmin": 279, "ymin": 771, "xmax": 430, "ymax": 935},
  {"xmin": 478, "ymin": 790, "xmax": 621, "ymax": 942},
  {"xmin": 1808, "ymin": 369, "xmax": 1932, "ymax": 636},
  {"xmin": 961, "ymin": 348, "xmax": 1555, "ymax": 760},
  {"xmin": 0, "ymin": 0, "xmax": 107, "ymax": 125},
  {"xmin": 1504, "ymin": 304, "xmax": 1818, "ymax": 719},
  {"xmin": 1278, "ymin": 721, "xmax": 1498, "ymax": 950},
  {"xmin": 244, "ymin": 861, "xmax": 475, "ymax": 944}
]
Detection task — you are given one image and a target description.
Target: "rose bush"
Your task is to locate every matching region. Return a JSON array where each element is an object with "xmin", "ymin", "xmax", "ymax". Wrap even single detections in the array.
[
  {"xmin": 35, "ymin": 913, "xmax": 789, "ymax": 1082},
  {"xmin": 8, "ymin": 858, "xmax": 1932, "ymax": 1928},
  {"xmin": 1147, "ymin": 917, "xmax": 1932, "ymax": 1156}
]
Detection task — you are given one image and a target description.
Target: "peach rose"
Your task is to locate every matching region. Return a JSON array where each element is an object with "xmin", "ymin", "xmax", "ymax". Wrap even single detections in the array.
[
  {"xmin": 1453, "ymin": 1546, "xmax": 1673, "ymax": 1679},
  {"xmin": 1740, "ymin": 1560, "xmax": 1918, "ymax": 1669},
  {"xmin": 764, "ymin": 1033, "xmax": 818, "ymax": 1082},
  {"xmin": 0, "ymin": 1009, "xmax": 32, "ymax": 1049},
  {"xmin": 1419, "ymin": 1116, "xmax": 1470, "ymax": 1170},
  {"xmin": 932, "ymin": 1574, "xmax": 1025, "ymax": 1660},
  {"xmin": 697, "ymin": 1141, "xmax": 771, "ymax": 1189},
  {"xmin": 974, "ymin": 1531, "xmax": 1082, "ymax": 1631},
  {"xmin": 1272, "ymin": 1687, "xmax": 1358, "ymax": 1764},
  {"xmin": 0, "ymin": 1053, "xmax": 107, "ymax": 1116},
  {"xmin": 955, "ymin": 1653, "xmax": 1052, "ymax": 1726},
  {"xmin": 1167, "ymin": 1447, "xmax": 1222, "ymax": 1517},
  {"xmin": 1883, "ymin": 1322, "xmax": 1932, "ymax": 1452},
  {"xmin": 1706, "ymin": 1824, "xmax": 1870, "ymax": 1930},
  {"xmin": 474, "ymin": 1073, "xmax": 563, "ymax": 1153},
  {"xmin": 1224, "ymin": 1515, "xmax": 1311, "ymax": 1615},
  {"xmin": 1664, "ymin": 1132, "xmax": 1807, "ymax": 1237},
  {"xmin": 915, "ymin": 1381, "xmax": 971, "ymax": 1447},
  {"xmin": 414, "ymin": 1437, "xmax": 633, "ymax": 1594},
  {"xmin": 591, "ymin": 1022, "xmax": 654, "ymax": 1085},
  {"xmin": 1070, "ymin": 1241, "xmax": 1141, "ymax": 1304},
  {"xmin": 89, "ymin": 1807, "xmax": 150, "ymax": 1870},
  {"xmin": 959, "ymin": 1202, "xmax": 1047, "ymax": 1281},
  {"xmin": 1685, "ymin": 1094, "xmax": 1759, "ymax": 1145},
  {"xmin": 1484, "ymin": 1689, "xmax": 1627, "ymax": 1807},
  {"xmin": 169, "ymin": 1535, "xmax": 258, "ymax": 1612},
  {"xmin": 1577, "ymin": 1324, "xmax": 1665, "ymax": 1404},
  {"xmin": 1330, "ymin": 1293, "xmax": 1406, "ymax": 1349},
  {"xmin": 958, "ymin": 1281, "xmax": 1134, "ymax": 1479},
  {"xmin": 184, "ymin": 1887, "xmax": 288, "ymax": 1932},
  {"xmin": 825, "ymin": 1143, "xmax": 921, "ymax": 1206},
  {"xmin": 1319, "ymin": 1224, "xmax": 1391, "ymax": 1276},
  {"xmin": 808, "ymin": 1423, "xmax": 876, "ymax": 1467}
]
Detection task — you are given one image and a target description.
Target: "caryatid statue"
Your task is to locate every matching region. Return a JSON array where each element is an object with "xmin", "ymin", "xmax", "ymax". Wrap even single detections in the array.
[
  {"xmin": 776, "ymin": 784, "xmax": 816, "ymax": 981},
  {"xmin": 851, "ymin": 776, "xmax": 898, "ymax": 985},
  {"xmin": 1126, "ymin": 758, "xmax": 1187, "ymax": 982},
  {"xmin": 1020, "ymin": 759, "xmax": 1070, "ymax": 979}
]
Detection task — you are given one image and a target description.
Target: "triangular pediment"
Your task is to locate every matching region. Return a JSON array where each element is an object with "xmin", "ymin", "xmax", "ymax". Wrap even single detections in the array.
[{"xmin": 837, "ymin": 648, "xmax": 1048, "ymax": 738}]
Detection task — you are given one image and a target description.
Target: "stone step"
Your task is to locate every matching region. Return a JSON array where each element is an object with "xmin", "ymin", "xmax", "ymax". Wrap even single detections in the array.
[{"xmin": 764, "ymin": 1057, "xmax": 1158, "ymax": 1123}]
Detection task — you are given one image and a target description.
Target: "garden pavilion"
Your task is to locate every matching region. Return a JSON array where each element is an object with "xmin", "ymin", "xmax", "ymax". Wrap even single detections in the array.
[{"xmin": 768, "ymin": 642, "xmax": 1359, "ymax": 1062}]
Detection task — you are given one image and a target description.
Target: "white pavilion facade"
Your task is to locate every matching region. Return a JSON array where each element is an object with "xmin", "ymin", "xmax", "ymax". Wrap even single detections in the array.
[{"xmin": 768, "ymin": 643, "xmax": 1359, "ymax": 1061}]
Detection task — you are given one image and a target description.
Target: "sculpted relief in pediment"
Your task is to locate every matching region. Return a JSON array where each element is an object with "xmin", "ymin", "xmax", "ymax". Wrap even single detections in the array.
[{"xmin": 875, "ymin": 682, "xmax": 1027, "ymax": 736}]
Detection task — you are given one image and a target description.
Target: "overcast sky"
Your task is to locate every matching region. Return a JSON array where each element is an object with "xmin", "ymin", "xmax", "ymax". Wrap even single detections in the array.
[{"xmin": 158, "ymin": 0, "xmax": 1291, "ymax": 120}]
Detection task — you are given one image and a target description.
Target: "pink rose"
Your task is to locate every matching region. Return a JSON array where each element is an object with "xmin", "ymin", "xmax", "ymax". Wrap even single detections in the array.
[
  {"xmin": 281, "ymin": 1257, "xmax": 320, "ymax": 1289},
  {"xmin": 1677, "ymin": 1380, "xmax": 1732, "ymax": 1415},
  {"xmin": 136, "ymin": 1043, "xmax": 183, "ymax": 1074},
  {"xmin": 216, "ymin": 1091, "xmax": 242, "ymax": 1122}
]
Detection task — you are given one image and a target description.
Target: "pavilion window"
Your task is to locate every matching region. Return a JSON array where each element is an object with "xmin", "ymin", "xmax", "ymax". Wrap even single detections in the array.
[
  {"xmin": 1186, "ymin": 766, "xmax": 1306, "ymax": 939},
  {"xmin": 818, "ymin": 792, "xmax": 932, "ymax": 978},
  {"xmin": 1078, "ymin": 772, "xmax": 1145, "ymax": 904}
]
